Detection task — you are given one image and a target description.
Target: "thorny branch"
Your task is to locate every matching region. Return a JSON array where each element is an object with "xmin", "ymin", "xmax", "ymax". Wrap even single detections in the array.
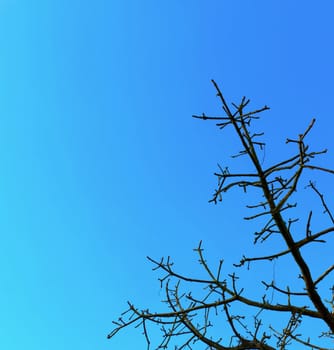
[{"xmin": 108, "ymin": 81, "xmax": 334, "ymax": 349}]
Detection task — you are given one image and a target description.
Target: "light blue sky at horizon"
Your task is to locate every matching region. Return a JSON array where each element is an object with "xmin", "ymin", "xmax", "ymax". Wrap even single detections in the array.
[{"xmin": 0, "ymin": 1, "xmax": 333, "ymax": 349}]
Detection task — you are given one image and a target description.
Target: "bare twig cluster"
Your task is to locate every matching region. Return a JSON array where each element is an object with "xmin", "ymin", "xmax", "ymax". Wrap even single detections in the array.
[{"xmin": 108, "ymin": 81, "xmax": 334, "ymax": 349}]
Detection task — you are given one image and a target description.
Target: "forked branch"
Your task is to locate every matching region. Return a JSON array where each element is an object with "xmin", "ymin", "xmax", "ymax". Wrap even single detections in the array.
[{"xmin": 109, "ymin": 82, "xmax": 334, "ymax": 349}]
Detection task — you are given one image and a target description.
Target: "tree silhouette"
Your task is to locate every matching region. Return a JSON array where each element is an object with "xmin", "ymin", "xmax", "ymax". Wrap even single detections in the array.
[{"xmin": 108, "ymin": 80, "xmax": 334, "ymax": 349}]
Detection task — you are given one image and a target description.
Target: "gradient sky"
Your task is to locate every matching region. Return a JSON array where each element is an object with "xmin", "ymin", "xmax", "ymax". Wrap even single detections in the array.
[{"xmin": 0, "ymin": 1, "xmax": 334, "ymax": 349}]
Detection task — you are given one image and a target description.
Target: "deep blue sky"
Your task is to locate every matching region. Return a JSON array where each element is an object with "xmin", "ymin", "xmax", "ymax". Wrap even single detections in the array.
[{"xmin": 0, "ymin": 1, "xmax": 333, "ymax": 349}]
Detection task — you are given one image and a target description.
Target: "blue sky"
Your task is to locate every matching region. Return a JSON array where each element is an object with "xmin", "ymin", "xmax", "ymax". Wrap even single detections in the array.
[{"xmin": 0, "ymin": 1, "xmax": 333, "ymax": 349}]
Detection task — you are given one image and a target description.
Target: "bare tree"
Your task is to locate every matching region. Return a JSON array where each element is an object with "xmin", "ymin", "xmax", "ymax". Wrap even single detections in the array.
[{"xmin": 108, "ymin": 80, "xmax": 334, "ymax": 349}]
